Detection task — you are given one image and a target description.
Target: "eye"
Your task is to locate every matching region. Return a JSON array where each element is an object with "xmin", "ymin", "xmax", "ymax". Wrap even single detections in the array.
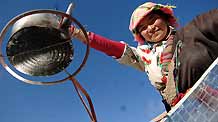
[
  {"xmin": 138, "ymin": 24, "xmax": 148, "ymax": 32},
  {"xmin": 137, "ymin": 15, "xmax": 160, "ymax": 32},
  {"xmin": 148, "ymin": 15, "xmax": 158, "ymax": 24}
]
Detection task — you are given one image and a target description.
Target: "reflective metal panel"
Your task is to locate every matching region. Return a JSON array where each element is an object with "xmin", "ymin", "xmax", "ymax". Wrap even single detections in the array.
[{"xmin": 162, "ymin": 58, "xmax": 218, "ymax": 122}]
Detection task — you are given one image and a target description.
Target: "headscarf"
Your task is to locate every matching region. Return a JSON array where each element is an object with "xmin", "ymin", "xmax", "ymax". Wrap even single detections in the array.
[{"xmin": 129, "ymin": 2, "xmax": 177, "ymax": 44}]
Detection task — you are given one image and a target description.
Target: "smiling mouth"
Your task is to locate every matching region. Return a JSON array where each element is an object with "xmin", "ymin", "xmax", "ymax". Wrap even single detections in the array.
[{"xmin": 151, "ymin": 30, "xmax": 163, "ymax": 40}]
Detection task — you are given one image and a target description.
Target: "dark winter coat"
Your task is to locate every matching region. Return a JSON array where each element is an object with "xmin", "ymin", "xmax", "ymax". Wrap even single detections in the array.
[{"xmin": 173, "ymin": 9, "xmax": 218, "ymax": 93}]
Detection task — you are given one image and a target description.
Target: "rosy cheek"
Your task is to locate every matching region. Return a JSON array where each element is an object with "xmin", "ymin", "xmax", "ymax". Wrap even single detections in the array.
[
  {"xmin": 141, "ymin": 30, "xmax": 150, "ymax": 40},
  {"xmin": 140, "ymin": 30, "xmax": 146, "ymax": 37}
]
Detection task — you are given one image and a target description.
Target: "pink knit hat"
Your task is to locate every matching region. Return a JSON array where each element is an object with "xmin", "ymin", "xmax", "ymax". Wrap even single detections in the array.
[{"xmin": 129, "ymin": 2, "xmax": 177, "ymax": 44}]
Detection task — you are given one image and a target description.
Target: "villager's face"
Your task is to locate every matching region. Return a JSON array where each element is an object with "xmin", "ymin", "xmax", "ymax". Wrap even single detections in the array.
[{"xmin": 138, "ymin": 14, "xmax": 168, "ymax": 43}]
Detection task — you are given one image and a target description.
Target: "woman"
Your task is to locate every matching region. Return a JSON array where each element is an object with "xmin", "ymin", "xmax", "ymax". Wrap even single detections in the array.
[{"xmin": 70, "ymin": 2, "xmax": 218, "ymax": 112}]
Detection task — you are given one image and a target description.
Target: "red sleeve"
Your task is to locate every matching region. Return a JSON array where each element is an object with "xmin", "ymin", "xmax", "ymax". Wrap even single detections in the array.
[{"xmin": 88, "ymin": 32, "xmax": 125, "ymax": 58}]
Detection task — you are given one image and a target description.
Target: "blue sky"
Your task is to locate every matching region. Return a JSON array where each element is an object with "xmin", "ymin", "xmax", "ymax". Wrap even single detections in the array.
[{"xmin": 0, "ymin": 0, "xmax": 217, "ymax": 122}]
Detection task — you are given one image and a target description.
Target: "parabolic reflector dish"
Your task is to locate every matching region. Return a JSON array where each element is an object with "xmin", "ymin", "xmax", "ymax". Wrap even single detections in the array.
[{"xmin": 6, "ymin": 26, "xmax": 73, "ymax": 76}]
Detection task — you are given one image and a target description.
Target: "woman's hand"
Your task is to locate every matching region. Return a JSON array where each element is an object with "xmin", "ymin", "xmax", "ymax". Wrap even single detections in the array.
[{"xmin": 69, "ymin": 25, "xmax": 89, "ymax": 44}]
